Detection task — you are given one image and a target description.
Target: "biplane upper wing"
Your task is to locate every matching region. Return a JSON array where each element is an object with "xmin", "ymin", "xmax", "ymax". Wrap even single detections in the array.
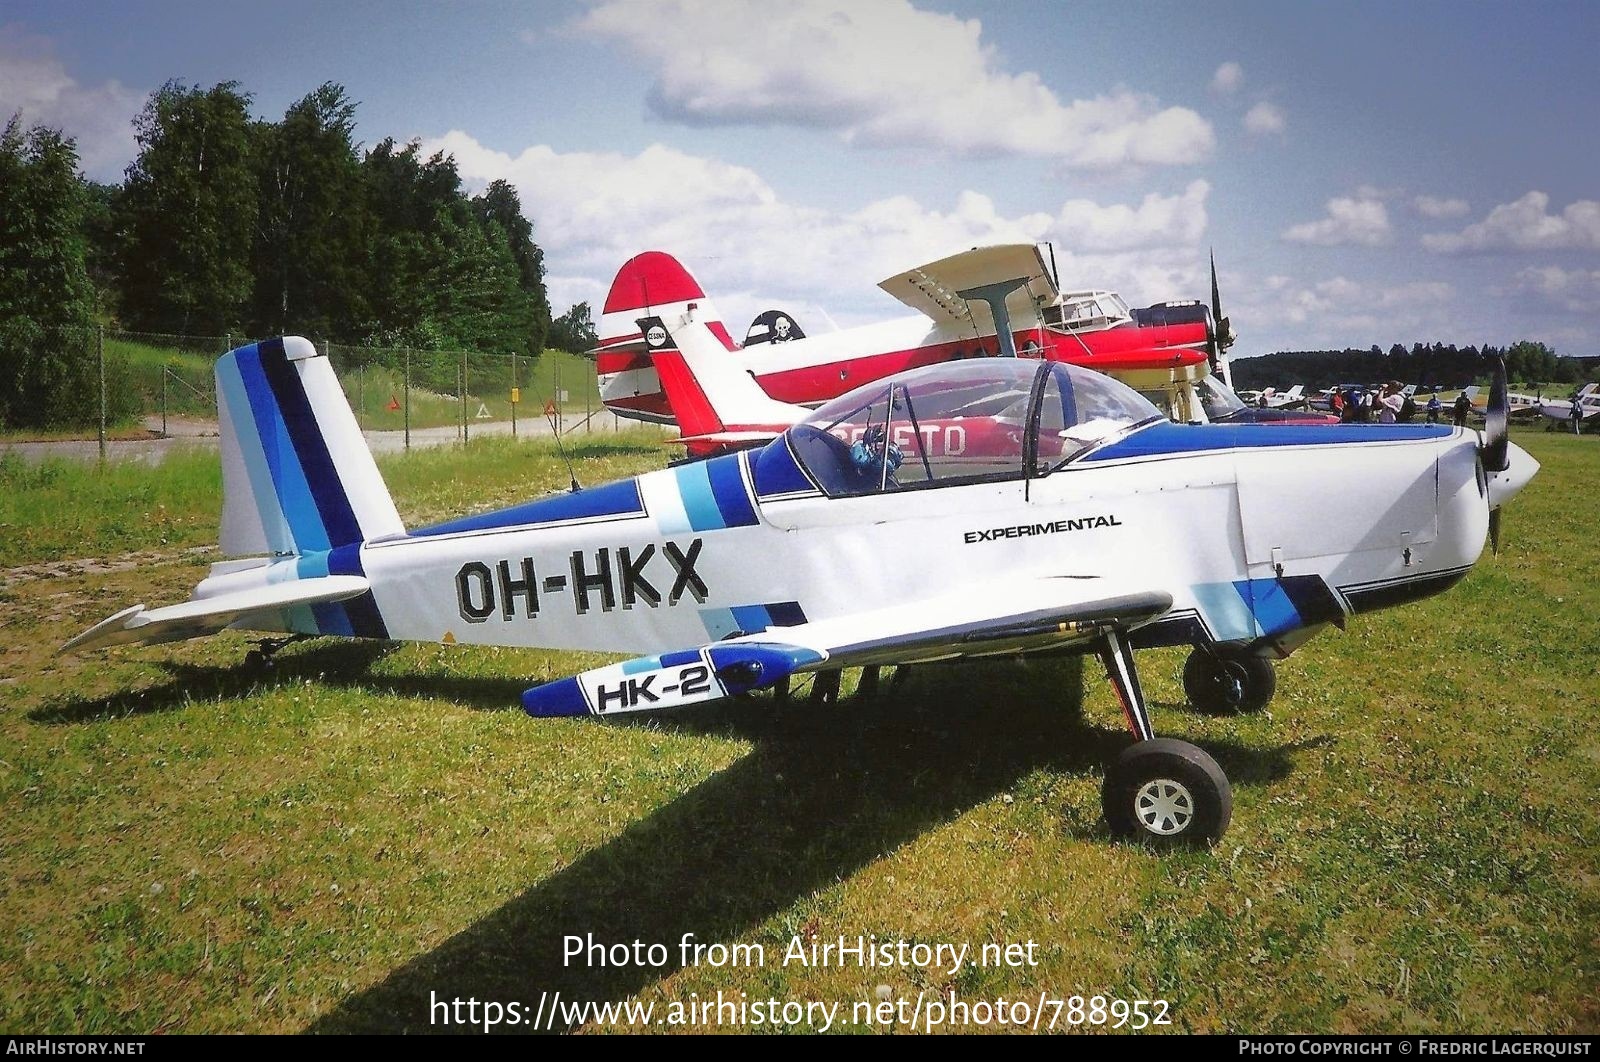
[
  {"xmin": 877, "ymin": 243, "xmax": 1060, "ymax": 332},
  {"xmin": 522, "ymin": 576, "xmax": 1172, "ymax": 717}
]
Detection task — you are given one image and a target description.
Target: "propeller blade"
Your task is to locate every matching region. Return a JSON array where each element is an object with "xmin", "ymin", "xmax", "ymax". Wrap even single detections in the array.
[
  {"xmin": 1206, "ymin": 251, "xmax": 1222, "ymax": 373},
  {"xmin": 1489, "ymin": 507, "xmax": 1502, "ymax": 556},
  {"xmin": 1482, "ymin": 355, "xmax": 1510, "ymax": 473}
]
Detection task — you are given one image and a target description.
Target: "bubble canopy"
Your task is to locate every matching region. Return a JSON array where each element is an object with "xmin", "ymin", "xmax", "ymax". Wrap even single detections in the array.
[{"xmin": 777, "ymin": 359, "xmax": 1163, "ymax": 497}]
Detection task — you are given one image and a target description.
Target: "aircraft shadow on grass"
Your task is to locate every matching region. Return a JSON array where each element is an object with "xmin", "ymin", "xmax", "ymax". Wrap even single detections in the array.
[
  {"xmin": 282, "ymin": 655, "xmax": 1300, "ymax": 1033},
  {"xmin": 33, "ymin": 645, "xmax": 1305, "ymax": 1033}
]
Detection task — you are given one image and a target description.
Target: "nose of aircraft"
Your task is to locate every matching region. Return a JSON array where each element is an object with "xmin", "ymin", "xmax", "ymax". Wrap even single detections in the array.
[{"xmin": 1487, "ymin": 441, "xmax": 1539, "ymax": 510}]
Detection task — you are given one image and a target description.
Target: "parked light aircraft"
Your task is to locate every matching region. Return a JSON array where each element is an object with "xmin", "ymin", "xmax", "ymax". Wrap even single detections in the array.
[
  {"xmin": 595, "ymin": 245, "xmax": 1234, "ymax": 426},
  {"xmin": 1237, "ymin": 384, "xmax": 1307, "ymax": 409},
  {"xmin": 1537, "ymin": 383, "xmax": 1599, "ymax": 428},
  {"xmin": 62, "ymin": 332, "xmax": 1537, "ymax": 845}
]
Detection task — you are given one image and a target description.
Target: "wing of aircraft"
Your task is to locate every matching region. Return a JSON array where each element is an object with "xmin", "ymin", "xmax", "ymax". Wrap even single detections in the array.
[
  {"xmin": 523, "ymin": 577, "xmax": 1172, "ymax": 716},
  {"xmin": 878, "ymin": 243, "xmax": 1059, "ymax": 335}
]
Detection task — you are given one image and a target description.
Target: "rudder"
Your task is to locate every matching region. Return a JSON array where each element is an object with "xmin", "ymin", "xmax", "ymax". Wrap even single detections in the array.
[{"xmin": 215, "ymin": 336, "xmax": 404, "ymax": 557}]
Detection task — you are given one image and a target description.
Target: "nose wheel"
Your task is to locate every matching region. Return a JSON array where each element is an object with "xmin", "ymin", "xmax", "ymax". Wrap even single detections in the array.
[
  {"xmin": 1183, "ymin": 647, "xmax": 1276, "ymax": 714},
  {"xmin": 1097, "ymin": 632, "xmax": 1232, "ymax": 845}
]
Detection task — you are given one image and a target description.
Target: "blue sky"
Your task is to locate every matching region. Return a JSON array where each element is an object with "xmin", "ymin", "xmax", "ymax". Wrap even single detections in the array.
[{"xmin": 4, "ymin": 0, "xmax": 1598, "ymax": 357}]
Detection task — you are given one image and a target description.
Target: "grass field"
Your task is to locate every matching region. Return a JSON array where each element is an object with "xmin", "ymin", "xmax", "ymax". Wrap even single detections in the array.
[{"xmin": 0, "ymin": 428, "xmax": 1595, "ymax": 1034}]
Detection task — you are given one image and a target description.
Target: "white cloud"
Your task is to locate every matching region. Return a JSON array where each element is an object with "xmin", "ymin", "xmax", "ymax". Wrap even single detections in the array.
[
  {"xmin": 1378, "ymin": 281, "xmax": 1455, "ymax": 309},
  {"xmin": 1054, "ymin": 180, "xmax": 1210, "ymax": 252},
  {"xmin": 1510, "ymin": 265, "xmax": 1600, "ymax": 313},
  {"xmin": 427, "ymin": 131, "xmax": 1213, "ymax": 328},
  {"xmin": 573, "ymin": 0, "xmax": 1213, "ymax": 167},
  {"xmin": 1243, "ymin": 101, "xmax": 1286, "ymax": 136},
  {"xmin": 1211, "ymin": 62, "xmax": 1243, "ymax": 95},
  {"xmin": 0, "ymin": 29, "xmax": 145, "ymax": 179},
  {"xmin": 1423, "ymin": 191, "xmax": 1600, "ymax": 253},
  {"xmin": 1227, "ymin": 273, "xmax": 1461, "ymax": 351},
  {"xmin": 1281, "ymin": 195, "xmax": 1392, "ymax": 246},
  {"xmin": 1413, "ymin": 194, "xmax": 1469, "ymax": 219}
]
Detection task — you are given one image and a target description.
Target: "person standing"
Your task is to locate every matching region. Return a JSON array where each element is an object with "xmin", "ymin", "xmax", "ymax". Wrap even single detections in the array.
[
  {"xmin": 1452, "ymin": 391, "xmax": 1472, "ymax": 427},
  {"xmin": 1377, "ymin": 382, "xmax": 1404, "ymax": 424},
  {"xmin": 1571, "ymin": 393, "xmax": 1584, "ymax": 436},
  {"xmin": 1426, "ymin": 393, "xmax": 1442, "ymax": 424}
]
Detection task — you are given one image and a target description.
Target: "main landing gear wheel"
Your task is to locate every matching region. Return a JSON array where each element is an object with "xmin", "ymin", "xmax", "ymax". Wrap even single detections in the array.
[
  {"xmin": 1183, "ymin": 648, "xmax": 1276, "ymax": 714},
  {"xmin": 1101, "ymin": 738, "xmax": 1232, "ymax": 846}
]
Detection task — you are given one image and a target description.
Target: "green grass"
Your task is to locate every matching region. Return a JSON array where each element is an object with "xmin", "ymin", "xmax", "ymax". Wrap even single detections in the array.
[
  {"xmin": 2, "ymin": 338, "xmax": 606, "ymax": 438},
  {"xmin": 0, "ymin": 428, "xmax": 1595, "ymax": 1034}
]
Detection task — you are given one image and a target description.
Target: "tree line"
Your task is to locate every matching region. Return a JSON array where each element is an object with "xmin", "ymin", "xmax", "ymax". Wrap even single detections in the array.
[
  {"xmin": 2, "ymin": 80, "xmax": 585, "ymax": 429},
  {"xmin": 104, "ymin": 80, "xmax": 551, "ymax": 354},
  {"xmin": 1230, "ymin": 341, "xmax": 1595, "ymax": 394}
]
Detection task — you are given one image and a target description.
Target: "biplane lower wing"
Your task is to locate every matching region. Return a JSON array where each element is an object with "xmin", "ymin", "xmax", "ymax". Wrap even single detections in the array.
[{"xmin": 522, "ymin": 578, "xmax": 1173, "ymax": 717}]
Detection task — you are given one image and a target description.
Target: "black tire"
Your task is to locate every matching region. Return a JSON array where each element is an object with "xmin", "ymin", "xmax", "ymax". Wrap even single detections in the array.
[
  {"xmin": 1182, "ymin": 648, "xmax": 1276, "ymax": 714},
  {"xmin": 1101, "ymin": 738, "xmax": 1232, "ymax": 845}
]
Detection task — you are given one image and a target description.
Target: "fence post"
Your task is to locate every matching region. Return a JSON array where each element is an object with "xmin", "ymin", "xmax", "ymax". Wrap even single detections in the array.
[
  {"xmin": 97, "ymin": 325, "xmax": 106, "ymax": 463},
  {"xmin": 403, "ymin": 348, "xmax": 411, "ymax": 452},
  {"xmin": 511, "ymin": 350, "xmax": 518, "ymax": 438},
  {"xmin": 461, "ymin": 349, "xmax": 468, "ymax": 445},
  {"xmin": 585, "ymin": 368, "xmax": 592, "ymax": 433},
  {"xmin": 161, "ymin": 367, "xmax": 168, "ymax": 438}
]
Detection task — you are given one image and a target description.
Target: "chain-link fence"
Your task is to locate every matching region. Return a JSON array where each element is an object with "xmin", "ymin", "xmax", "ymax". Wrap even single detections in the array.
[{"xmin": 1, "ymin": 326, "xmax": 625, "ymax": 455}]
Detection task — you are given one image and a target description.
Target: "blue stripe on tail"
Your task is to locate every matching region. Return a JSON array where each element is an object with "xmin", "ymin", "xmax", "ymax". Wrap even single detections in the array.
[
  {"xmin": 254, "ymin": 339, "xmax": 363, "ymax": 546},
  {"xmin": 234, "ymin": 345, "xmax": 330, "ymax": 552}
]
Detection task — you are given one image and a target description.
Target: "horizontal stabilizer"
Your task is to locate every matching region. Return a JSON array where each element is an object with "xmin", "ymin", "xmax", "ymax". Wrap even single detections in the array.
[
  {"xmin": 523, "ymin": 642, "xmax": 826, "ymax": 717},
  {"xmin": 671, "ymin": 429, "xmax": 784, "ymax": 448},
  {"xmin": 60, "ymin": 575, "xmax": 371, "ymax": 654}
]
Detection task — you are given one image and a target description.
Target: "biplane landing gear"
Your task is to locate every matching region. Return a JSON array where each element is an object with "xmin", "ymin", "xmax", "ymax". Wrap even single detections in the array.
[
  {"xmin": 1182, "ymin": 647, "xmax": 1276, "ymax": 715},
  {"xmin": 808, "ymin": 669, "xmax": 842, "ymax": 706},
  {"xmin": 243, "ymin": 634, "xmax": 308, "ymax": 671},
  {"xmin": 1098, "ymin": 632, "xmax": 1232, "ymax": 845}
]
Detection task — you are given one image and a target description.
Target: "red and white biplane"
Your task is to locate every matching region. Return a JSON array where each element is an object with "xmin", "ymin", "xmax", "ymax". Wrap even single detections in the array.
[{"xmin": 595, "ymin": 244, "xmax": 1235, "ymax": 427}]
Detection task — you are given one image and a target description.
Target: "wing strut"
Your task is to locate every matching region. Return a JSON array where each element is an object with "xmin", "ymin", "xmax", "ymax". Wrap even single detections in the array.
[{"xmin": 957, "ymin": 278, "xmax": 1030, "ymax": 359}]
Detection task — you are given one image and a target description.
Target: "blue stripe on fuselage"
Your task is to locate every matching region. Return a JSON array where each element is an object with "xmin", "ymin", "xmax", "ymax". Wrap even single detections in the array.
[
  {"xmin": 409, "ymin": 478, "xmax": 646, "ymax": 538},
  {"xmin": 1235, "ymin": 579, "xmax": 1301, "ymax": 637},
  {"xmin": 708, "ymin": 454, "xmax": 758, "ymax": 528},
  {"xmin": 675, "ymin": 460, "xmax": 724, "ymax": 532},
  {"xmin": 1085, "ymin": 421, "xmax": 1453, "ymax": 463}
]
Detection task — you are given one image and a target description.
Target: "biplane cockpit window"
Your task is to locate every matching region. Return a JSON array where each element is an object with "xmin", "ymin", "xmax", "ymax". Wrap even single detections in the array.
[{"xmin": 1043, "ymin": 292, "xmax": 1132, "ymax": 334}]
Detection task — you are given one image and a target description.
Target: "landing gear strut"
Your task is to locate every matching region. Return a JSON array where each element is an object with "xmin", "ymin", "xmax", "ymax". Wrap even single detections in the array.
[
  {"xmin": 243, "ymin": 634, "xmax": 309, "ymax": 670},
  {"xmin": 1183, "ymin": 647, "xmax": 1276, "ymax": 715},
  {"xmin": 1098, "ymin": 631, "xmax": 1232, "ymax": 845}
]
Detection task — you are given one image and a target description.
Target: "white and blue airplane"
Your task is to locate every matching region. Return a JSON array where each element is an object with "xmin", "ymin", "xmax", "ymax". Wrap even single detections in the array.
[{"xmin": 62, "ymin": 323, "xmax": 1539, "ymax": 845}]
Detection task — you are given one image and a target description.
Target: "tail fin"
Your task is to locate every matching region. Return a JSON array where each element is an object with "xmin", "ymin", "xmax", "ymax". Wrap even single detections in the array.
[
  {"xmin": 648, "ymin": 308, "xmax": 809, "ymax": 443},
  {"xmin": 596, "ymin": 252, "xmax": 737, "ymax": 423},
  {"xmin": 214, "ymin": 336, "xmax": 404, "ymax": 557}
]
